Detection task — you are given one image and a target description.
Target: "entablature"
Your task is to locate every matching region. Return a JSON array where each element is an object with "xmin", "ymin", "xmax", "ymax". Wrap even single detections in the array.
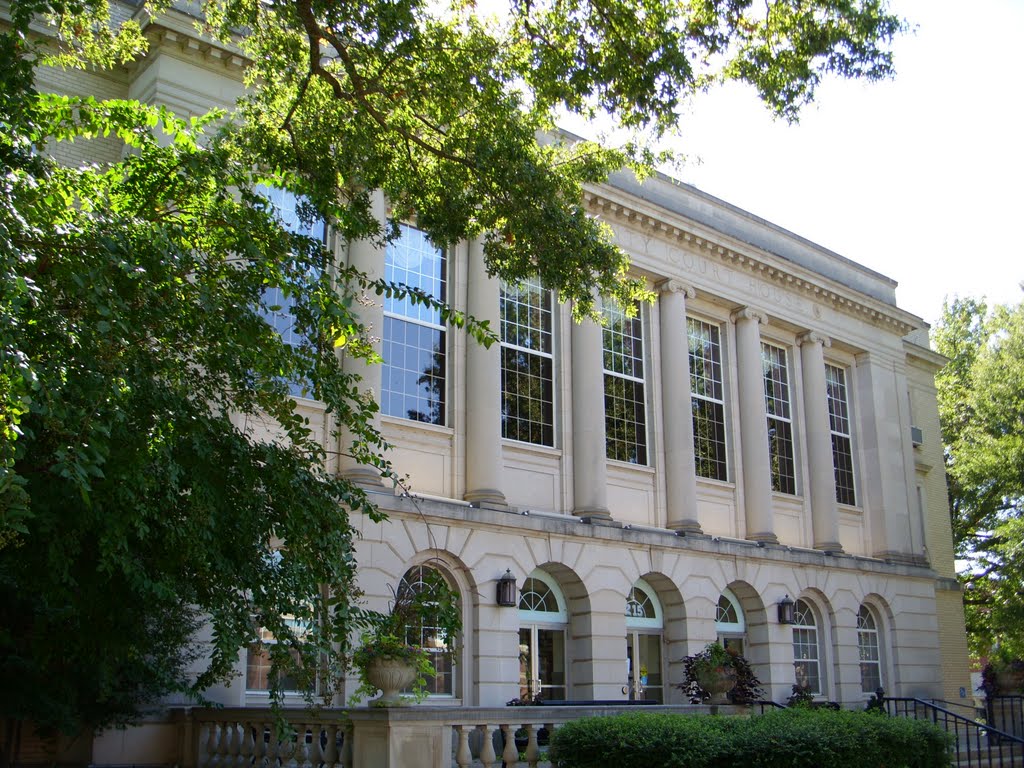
[{"xmin": 584, "ymin": 188, "xmax": 921, "ymax": 339}]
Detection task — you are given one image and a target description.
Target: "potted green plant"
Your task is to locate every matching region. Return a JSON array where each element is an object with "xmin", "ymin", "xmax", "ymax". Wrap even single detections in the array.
[
  {"xmin": 350, "ymin": 567, "xmax": 461, "ymax": 706},
  {"xmin": 690, "ymin": 642, "xmax": 737, "ymax": 704},
  {"xmin": 679, "ymin": 642, "xmax": 764, "ymax": 705}
]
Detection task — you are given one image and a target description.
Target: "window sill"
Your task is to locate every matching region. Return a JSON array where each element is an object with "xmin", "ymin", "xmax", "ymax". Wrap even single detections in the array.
[
  {"xmin": 381, "ymin": 415, "xmax": 453, "ymax": 436},
  {"xmin": 502, "ymin": 440, "xmax": 563, "ymax": 458}
]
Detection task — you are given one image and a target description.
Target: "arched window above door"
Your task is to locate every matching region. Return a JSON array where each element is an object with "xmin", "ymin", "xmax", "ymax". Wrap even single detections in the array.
[
  {"xmin": 715, "ymin": 588, "xmax": 746, "ymax": 655},
  {"xmin": 518, "ymin": 570, "xmax": 568, "ymax": 623},
  {"xmin": 625, "ymin": 578, "xmax": 663, "ymax": 630}
]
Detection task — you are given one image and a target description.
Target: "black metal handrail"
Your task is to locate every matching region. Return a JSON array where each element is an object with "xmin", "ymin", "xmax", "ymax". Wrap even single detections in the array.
[
  {"xmin": 886, "ymin": 695, "xmax": 1024, "ymax": 767},
  {"xmin": 988, "ymin": 695, "xmax": 1024, "ymax": 742},
  {"xmin": 930, "ymin": 698, "xmax": 985, "ymax": 716}
]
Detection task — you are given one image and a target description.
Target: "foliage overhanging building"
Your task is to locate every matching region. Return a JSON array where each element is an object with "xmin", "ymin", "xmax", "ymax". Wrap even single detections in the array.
[{"xmin": 30, "ymin": 2, "xmax": 970, "ymax": 760}]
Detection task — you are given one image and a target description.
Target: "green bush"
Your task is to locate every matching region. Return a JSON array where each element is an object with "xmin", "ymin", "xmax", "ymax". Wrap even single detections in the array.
[{"xmin": 547, "ymin": 709, "xmax": 952, "ymax": 768}]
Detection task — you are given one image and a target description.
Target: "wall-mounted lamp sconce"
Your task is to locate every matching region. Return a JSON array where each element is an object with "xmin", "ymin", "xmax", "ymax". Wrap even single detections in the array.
[
  {"xmin": 497, "ymin": 569, "xmax": 518, "ymax": 607},
  {"xmin": 777, "ymin": 594, "xmax": 795, "ymax": 625}
]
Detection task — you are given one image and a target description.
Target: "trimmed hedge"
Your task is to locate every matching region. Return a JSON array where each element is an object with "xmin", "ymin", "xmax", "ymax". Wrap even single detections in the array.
[{"xmin": 547, "ymin": 708, "xmax": 952, "ymax": 768}]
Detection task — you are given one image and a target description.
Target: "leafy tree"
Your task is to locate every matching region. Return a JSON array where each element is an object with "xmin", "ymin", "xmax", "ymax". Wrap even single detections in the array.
[
  {"xmin": 934, "ymin": 295, "xmax": 1024, "ymax": 657},
  {"xmin": 1, "ymin": 0, "xmax": 906, "ymax": 750}
]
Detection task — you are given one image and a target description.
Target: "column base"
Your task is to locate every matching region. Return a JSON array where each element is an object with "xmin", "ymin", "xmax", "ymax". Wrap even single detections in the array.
[
  {"xmin": 340, "ymin": 467, "xmax": 385, "ymax": 489},
  {"xmin": 875, "ymin": 550, "xmax": 930, "ymax": 566},
  {"xmin": 746, "ymin": 532, "xmax": 779, "ymax": 545},
  {"xmin": 464, "ymin": 488, "xmax": 508, "ymax": 511},
  {"xmin": 573, "ymin": 507, "xmax": 619, "ymax": 527},
  {"xmin": 668, "ymin": 519, "xmax": 704, "ymax": 535},
  {"xmin": 814, "ymin": 541, "xmax": 845, "ymax": 554}
]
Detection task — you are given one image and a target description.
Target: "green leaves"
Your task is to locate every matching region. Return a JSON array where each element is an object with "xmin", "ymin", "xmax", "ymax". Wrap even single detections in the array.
[
  {"xmin": 1, "ymin": 0, "xmax": 909, "ymax": 738},
  {"xmin": 935, "ymin": 297, "xmax": 1024, "ymax": 657}
]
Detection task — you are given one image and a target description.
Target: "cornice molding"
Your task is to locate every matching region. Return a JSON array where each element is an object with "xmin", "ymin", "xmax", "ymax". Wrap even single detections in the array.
[{"xmin": 584, "ymin": 189, "xmax": 919, "ymax": 337}]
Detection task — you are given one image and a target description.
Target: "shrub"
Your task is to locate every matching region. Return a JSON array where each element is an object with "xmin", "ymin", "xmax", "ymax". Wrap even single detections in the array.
[{"xmin": 548, "ymin": 708, "xmax": 952, "ymax": 768}]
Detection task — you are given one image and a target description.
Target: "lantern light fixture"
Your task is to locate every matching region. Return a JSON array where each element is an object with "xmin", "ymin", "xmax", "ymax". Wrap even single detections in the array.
[
  {"xmin": 497, "ymin": 569, "xmax": 518, "ymax": 607},
  {"xmin": 777, "ymin": 594, "xmax": 796, "ymax": 625}
]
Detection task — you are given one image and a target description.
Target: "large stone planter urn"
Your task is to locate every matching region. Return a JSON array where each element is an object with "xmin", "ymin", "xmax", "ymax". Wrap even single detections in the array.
[
  {"xmin": 695, "ymin": 665, "xmax": 738, "ymax": 705},
  {"xmin": 365, "ymin": 657, "xmax": 419, "ymax": 706}
]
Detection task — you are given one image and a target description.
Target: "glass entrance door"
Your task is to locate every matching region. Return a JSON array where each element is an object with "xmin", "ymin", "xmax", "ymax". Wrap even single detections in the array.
[
  {"xmin": 519, "ymin": 626, "xmax": 566, "ymax": 701},
  {"xmin": 626, "ymin": 631, "xmax": 663, "ymax": 702}
]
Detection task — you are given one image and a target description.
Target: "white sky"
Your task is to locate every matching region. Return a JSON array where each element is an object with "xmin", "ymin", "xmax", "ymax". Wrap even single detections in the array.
[{"xmin": 667, "ymin": 0, "xmax": 1024, "ymax": 328}]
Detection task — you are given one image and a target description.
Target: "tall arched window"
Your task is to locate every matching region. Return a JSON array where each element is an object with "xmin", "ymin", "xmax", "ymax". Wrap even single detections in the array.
[
  {"xmin": 398, "ymin": 565, "xmax": 458, "ymax": 697},
  {"xmin": 625, "ymin": 579, "xmax": 663, "ymax": 702},
  {"xmin": 518, "ymin": 571, "xmax": 567, "ymax": 701},
  {"xmin": 715, "ymin": 588, "xmax": 746, "ymax": 655},
  {"xmin": 858, "ymin": 604, "xmax": 883, "ymax": 694},
  {"xmin": 792, "ymin": 599, "xmax": 821, "ymax": 695}
]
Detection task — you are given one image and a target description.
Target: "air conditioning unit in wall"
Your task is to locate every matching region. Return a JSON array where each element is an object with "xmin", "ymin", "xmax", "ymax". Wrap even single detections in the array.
[{"xmin": 910, "ymin": 426, "xmax": 924, "ymax": 447}]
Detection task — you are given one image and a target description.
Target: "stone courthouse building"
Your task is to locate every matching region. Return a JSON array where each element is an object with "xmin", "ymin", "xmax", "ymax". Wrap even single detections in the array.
[{"xmin": 29, "ymin": 1, "xmax": 971, "ymax": 761}]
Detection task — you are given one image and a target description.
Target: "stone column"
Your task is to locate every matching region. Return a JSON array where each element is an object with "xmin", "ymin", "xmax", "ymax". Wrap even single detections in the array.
[
  {"xmin": 798, "ymin": 331, "xmax": 843, "ymax": 552},
  {"xmin": 657, "ymin": 280, "xmax": 701, "ymax": 533},
  {"xmin": 464, "ymin": 238, "xmax": 507, "ymax": 509},
  {"xmin": 339, "ymin": 189, "xmax": 386, "ymax": 487},
  {"xmin": 571, "ymin": 299, "xmax": 611, "ymax": 520},
  {"xmin": 732, "ymin": 307, "xmax": 777, "ymax": 544}
]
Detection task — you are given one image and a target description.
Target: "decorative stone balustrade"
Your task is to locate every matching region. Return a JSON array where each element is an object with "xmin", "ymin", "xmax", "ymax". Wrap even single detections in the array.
[{"xmin": 177, "ymin": 703, "xmax": 735, "ymax": 768}]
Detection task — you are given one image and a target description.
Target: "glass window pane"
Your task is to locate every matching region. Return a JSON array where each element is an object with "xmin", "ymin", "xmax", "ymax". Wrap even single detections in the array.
[{"xmin": 382, "ymin": 225, "xmax": 447, "ymax": 425}]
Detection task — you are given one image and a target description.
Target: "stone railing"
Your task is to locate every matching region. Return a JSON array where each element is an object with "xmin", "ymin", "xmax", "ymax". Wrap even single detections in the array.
[{"xmin": 178, "ymin": 703, "xmax": 734, "ymax": 768}]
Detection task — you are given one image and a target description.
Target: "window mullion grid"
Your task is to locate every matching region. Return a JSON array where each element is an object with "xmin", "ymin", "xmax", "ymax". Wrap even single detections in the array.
[
  {"xmin": 500, "ymin": 280, "xmax": 555, "ymax": 447},
  {"xmin": 688, "ymin": 318, "xmax": 727, "ymax": 481},
  {"xmin": 603, "ymin": 305, "xmax": 647, "ymax": 464},
  {"xmin": 762, "ymin": 343, "xmax": 796, "ymax": 495},
  {"xmin": 825, "ymin": 364, "xmax": 856, "ymax": 506},
  {"xmin": 382, "ymin": 225, "xmax": 447, "ymax": 425}
]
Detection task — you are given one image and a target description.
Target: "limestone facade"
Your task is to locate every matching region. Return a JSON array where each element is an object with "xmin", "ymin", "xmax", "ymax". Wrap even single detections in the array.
[{"xmin": 33, "ymin": 1, "xmax": 970, "ymax": 723}]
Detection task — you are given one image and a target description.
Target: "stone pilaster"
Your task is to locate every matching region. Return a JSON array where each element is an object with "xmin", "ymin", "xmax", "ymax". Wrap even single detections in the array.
[
  {"xmin": 732, "ymin": 307, "xmax": 777, "ymax": 544},
  {"xmin": 657, "ymin": 280, "xmax": 702, "ymax": 534},
  {"xmin": 571, "ymin": 298, "xmax": 611, "ymax": 520},
  {"xmin": 855, "ymin": 352, "xmax": 914, "ymax": 561},
  {"xmin": 463, "ymin": 238, "xmax": 507, "ymax": 509},
  {"xmin": 798, "ymin": 331, "xmax": 843, "ymax": 552}
]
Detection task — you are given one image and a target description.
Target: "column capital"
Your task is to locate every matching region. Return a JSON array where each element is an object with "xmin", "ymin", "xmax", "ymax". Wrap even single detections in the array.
[
  {"xmin": 656, "ymin": 279, "xmax": 696, "ymax": 299},
  {"xmin": 730, "ymin": 306, "xmax": 768, "ymax": 326},
  {"xmin": 797, "ymin": 330, "xmax": 832, "ymax": 348}
]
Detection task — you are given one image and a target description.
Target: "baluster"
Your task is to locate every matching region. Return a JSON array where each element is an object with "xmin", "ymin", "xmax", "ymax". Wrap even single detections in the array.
[
  {"xmin": 322, "ymin": 724, "xmax": 338, "ymax": 768},
  {"xmin": 309, "ymin": 725, "xmax": 326, "ymax": 768},
  {"xmin": 214, "ymin": 723, "xmax": 231, "ymax": 766},
  {"xmin": 454, "ymin": 725, "xmax": 473, "ymax": 768},
  {"xmin": 477, "ymin": 724, "xmax": 496, "ymax": 768},
  {"xmin": 251, "ymin": 722, "xmax": 267, "ymax": 768},
  {"xmin": 264, "ymin": 721, "xmax": 279, "ymax": 767},
  {"xmin": 339, "ymin": 722, "xmax": 353, "ymax": 768},
  {"xmin": 203, "ymin": 722, "xmax": 219, "ymax": 768},
  {"xmin": 501, "ymin": 724, "xmax": 519, "ymax": 768},
  {"xmin": 299, "ymin": 725, "xmax": 314, "ymax": 768},
  {"xmin": 196, "ymin": 723, "xmax": 212, "ymax": 768},
  {"xmin": 227, "ymin": 721, "xmax": 242, "ymax": 767},
  {"xmin": 278, "ymin": 726, "xmax": 295, "ymax": 768},
  {"xmin": 238, "ymin": 721, "xmax": 254, "ymax": 768},
  {"xmin": 524, "ymin": 724, "xmax": 540, "ymax": 768}
]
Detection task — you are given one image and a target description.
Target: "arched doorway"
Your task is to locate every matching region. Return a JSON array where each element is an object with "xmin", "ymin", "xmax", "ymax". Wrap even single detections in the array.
[
  {"xmin": 715, "ymin": 587, "xmax": 746, "ymax": 655},
  {"xmin": 625, "ymin": 578, "xmax": 664, "ymax": 702},
  {"xmin": 518, "ymin": 570, "xmax": 568, "ymax": 701}
]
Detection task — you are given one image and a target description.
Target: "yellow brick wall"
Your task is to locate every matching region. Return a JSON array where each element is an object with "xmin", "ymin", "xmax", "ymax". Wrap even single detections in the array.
[
  {"xmin": 35, "ymin": 62, "xmax": 130, "ymax": 168},
  {"xmin": 935, "ymin": 585, "xmax": 972, "ymax": 702},
  {"xmin": 906, "ymin": 349, "xmax": 971, "ymax": 701}
]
